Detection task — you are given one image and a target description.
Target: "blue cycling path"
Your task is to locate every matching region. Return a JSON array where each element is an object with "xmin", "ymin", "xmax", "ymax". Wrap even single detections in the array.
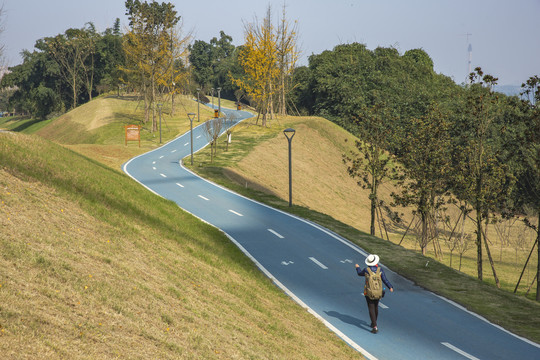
[{"xmin": 123, "ymin": 105, "xmax": 540, "ymax": 360}]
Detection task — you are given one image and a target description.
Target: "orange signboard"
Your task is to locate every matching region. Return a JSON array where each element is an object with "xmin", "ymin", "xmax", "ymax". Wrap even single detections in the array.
[{"xmin": 125, "ymin": 125, "xmax": 141, "ymax": 146}]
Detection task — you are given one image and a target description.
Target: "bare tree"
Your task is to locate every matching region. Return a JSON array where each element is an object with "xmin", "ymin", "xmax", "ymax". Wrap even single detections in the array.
[
  {"xmin": 276, "ymin": 3, "xmax": 299, "ymax": 117},
  {"xmin": 203, "ymin": 117, "xmax": 223, "ymax": 162},
  {"xmin": 48, "ymin": 28, "xmax": 94, "ymax": 109}
]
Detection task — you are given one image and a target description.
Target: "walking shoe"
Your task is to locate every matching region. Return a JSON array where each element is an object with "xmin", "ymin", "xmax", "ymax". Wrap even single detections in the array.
[{"xmin": 371, "ymin": 327, "xmax": 378, "ymax": 334}]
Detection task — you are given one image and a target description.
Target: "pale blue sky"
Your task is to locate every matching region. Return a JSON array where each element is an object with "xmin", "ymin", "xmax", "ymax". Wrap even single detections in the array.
[{"xmin": 2, "ymin": 0, "xmax": 539, "ymax": 86}]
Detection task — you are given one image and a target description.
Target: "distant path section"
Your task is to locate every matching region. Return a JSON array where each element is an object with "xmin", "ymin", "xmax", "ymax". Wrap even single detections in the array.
[{"xmin": 123, "ymin": 105, "xmax": 540, "ymax": 360}]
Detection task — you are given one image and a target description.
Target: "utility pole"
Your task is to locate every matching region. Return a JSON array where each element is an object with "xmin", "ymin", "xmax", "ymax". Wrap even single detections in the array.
[{"xmin": 466, "ymin": 33, "xmax": 472, "ymax": 84}]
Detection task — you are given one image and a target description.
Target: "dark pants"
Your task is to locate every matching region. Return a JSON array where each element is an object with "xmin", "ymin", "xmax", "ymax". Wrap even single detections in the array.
[{"xmin": 365, "ymin": 296, "xmax": 379, "ymax": 328}]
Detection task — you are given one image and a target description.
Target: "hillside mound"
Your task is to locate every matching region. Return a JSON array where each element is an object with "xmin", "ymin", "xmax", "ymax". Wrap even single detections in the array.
[
  {"xmin": 37, "ymin": 96, "xmax": 133, "ymax": 144},
  {"xmin": 0, "ymin": 132, "xmax": 358, "ymax": 359}
]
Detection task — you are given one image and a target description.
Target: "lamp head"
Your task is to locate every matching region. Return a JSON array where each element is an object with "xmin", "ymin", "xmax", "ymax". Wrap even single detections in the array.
[
  {"xmin": 283, "ymin": 128, "xmax": 296, "ymax": 140},
  {"xmin": 188, "ymin": 112, "xmax": 196, "ymax": 122}
]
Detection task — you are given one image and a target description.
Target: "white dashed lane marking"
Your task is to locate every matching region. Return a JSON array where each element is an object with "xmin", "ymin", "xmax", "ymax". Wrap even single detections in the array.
[
  {"xmin": 268, "ymin": 229, "xmax": 284, "ymax": 239},
  {"xmin": 441, "ymin": 343, "xmax": 480, "ymax": 360},
  {"xmin": 229, "ymin": 210, "xmax": 243, "ymax": 216},
  {"xmin": 309, "ymin": 257, "xmax": 328, "ymax": 270}
]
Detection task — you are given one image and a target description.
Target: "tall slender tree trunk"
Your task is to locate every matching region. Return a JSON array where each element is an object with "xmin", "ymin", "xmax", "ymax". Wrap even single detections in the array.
[
  {"xmin": 280, "ymin": 71, "xmax": 286, "ymax": 116},
  {"xmin": 476, "ymin": 181, "xmax": 484, "ymax": 280},
  {"xmin": 72, "ymin": 73, "xmax": 77, "ymax": 109},
  {"xmin": 144, "ymin": 84, "xmax": 149, "ymax": 125},
  {"xmin": 370, "ymin": 187, "xmax": 376, "ymax": 236},
  {"xmin": 152, "ymin": 71, "xmax": 157, "ymax": 132},
  {"xmin": 87, "ymin": 54, "xmax": 94, "ymax": 101},
  {"xmin": 536, "ymin": 210, "xmax": 540, "ymax": 301},
  {"xmin": 269, "ymin": 81, "xmax": 274, "ymax": 120},
  {"xmin": 421, "ymin": 210, "xmax": 428, "ymax": 256}
]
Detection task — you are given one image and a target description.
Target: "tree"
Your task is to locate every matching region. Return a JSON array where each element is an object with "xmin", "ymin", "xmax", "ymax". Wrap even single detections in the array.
[
  {"xmin": 2, "ymin": 19, "xmax": 127, "ymax": 118},
  {"xmin": 157, "ymin": 24, "xmax": 191, "ymax": 115},
  {"xmin": 451, "ymin": 67, "xmax": 515, "ymax": 281},
  {"xmin": 343, "ymin": 102, "xmax": 395, "ymax": 236},
  {"xmin": 1, "ymin": 48, "xmax": 64, "ymax": 118},
  {"xmin": 79, "ymin": 23, "xmax": 99, "ymax": 102},
  {"xmin": 276, "ymin": 4, "xmax": 299, "ymax": 116},
  {"xmin": 96, "ymin": 19, "xmax": 125, "ymax": 95},
  {"xmin": 48, "ymin": 27, "xmax": 95, "ymax": 109},
  {"xmin": 517, "ymin": 75, "xmax": 540, "ymax": 300},
  {"xmin": 231, "ymin": 6, "xmax": 279, "ymax": 126},
  {"xmin": 123, "ymin": 0, "xmax": 180, "ymax": 131},
  {"xmin": 203, "ymin": 117, "xmax": 223, "ymax": 162},
  {"xmin": 189, "ymin": 39, "xmax": 214, "ymax": 89},
  {"xmin": 391, "ymin": 104, "xmax": 452, "ymax": 255}
]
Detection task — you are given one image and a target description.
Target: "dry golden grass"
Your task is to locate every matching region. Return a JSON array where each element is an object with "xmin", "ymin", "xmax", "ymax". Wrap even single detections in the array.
[
  {"xmin": 0, "ymin": 133, "xmax": 361, "ymax": 359},
  {"xmin": 216, "ymin": 115, "xmax": 538, "ymax": 298}
]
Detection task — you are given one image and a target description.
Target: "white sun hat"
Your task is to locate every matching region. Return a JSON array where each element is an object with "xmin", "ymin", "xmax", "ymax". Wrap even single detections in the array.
[{"xmin": 365, "ymin": 254, "xmax": 380, "ymax": 266}]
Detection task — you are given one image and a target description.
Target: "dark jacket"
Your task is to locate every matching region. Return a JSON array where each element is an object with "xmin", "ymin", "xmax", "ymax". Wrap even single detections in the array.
[{"xmin": 357, "ymin": 265, "xmax": 393, "ymax": 290}]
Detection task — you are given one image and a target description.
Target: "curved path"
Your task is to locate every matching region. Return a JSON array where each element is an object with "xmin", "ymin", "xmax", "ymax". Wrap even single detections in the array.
[{"xmin": 123, "ymin": 106, "xmax": 540, "ymax": 360}]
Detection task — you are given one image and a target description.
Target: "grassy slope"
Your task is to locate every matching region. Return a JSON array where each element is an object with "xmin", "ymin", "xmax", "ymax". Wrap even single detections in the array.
[{"xmin": 0, "ymin": 132, "xmax": 358, "ymax": 359}]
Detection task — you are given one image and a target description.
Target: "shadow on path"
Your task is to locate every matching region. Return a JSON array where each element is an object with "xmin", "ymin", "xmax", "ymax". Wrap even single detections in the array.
[{"xmin": 325, "ymin": 310, "xmax": 372, "ymax": 333}]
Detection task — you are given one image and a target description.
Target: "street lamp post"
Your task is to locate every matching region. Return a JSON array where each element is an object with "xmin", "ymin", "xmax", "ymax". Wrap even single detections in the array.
[
  {"xmin": 188, "ymin": 112, "xmax": 196, "ymax": 165},
  {"xmin": 283, "ymin": 128, "xmax": 296, "ymax": 207},
  {"xmin": 196, "ymin": 88, "xmax": 200, "ymax": 122},
  {"xmin": 217, "ymin": 87, "xmax": 221, "ymax": 117},
  {"xmin": 211, "ymin": 88, "xmax": 214, "ymax": 108},
  {"xmin": 157, "ymin": 103, "xmax": 163, "ymax": 143}
]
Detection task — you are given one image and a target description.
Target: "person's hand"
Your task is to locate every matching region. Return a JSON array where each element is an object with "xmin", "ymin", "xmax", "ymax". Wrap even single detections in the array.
[
  {"xmin": 355, "ymin": 264, "xmax": 360, "ymax": 268},
  {"xmin": 390, "ymin": 288, "xmax": 394, "ymax": 292}
]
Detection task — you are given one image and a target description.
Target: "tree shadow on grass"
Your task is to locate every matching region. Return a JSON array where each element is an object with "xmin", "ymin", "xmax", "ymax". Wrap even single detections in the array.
[{"xmin": 12, "ymin": 119, "xmax": 44, "ymax": 132}]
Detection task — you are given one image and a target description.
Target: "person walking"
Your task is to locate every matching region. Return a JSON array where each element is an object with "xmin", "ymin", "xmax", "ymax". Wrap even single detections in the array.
[{"xmin": 356, "ymin": 254, "xmax": 394, "ymax": 334}]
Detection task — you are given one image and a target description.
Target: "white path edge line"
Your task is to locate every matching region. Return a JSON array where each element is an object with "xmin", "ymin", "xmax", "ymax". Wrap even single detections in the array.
[
  {"xmin": 309, "ymin": 257, "xmax": 328, "ymax": 270},
  {"xmin": 379, "ymin": 302, "xmax": 388, "ymax": 309},
  {"xmin": 229, "ymin": 209, "xmax": 243, "ymax": 217},
  {"xmin": 441, "ymin": 342, "xmax": 480, "ymax": 360},
  {"xmin": 176, "ymin": 183, "xmax": 184, "ymax": 188},
  {"xmin": 224, "ymin": 232, "xmax": 378, "ymax": 360},
  {"xmin": 433, "ymin": 294, "xmax": 540, "ymax": 349},
  {"xmin": 268, "ymin": 228, "xmax": 284, "ymax": 239},
  {"xmin": 198, "ymin": 195, "xmax": 209, "ymax": 201},
  {"xmin": 160, "ymin": 173, "xmax": 167, "ymax": 178}
]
